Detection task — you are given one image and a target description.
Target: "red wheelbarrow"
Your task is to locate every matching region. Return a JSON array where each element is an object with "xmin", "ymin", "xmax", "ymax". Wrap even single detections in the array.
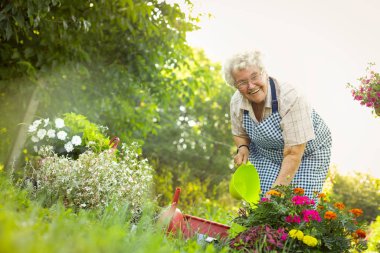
[{"xmin": 159, "ymin": 187, "xmax": 231, "ymax": 240}]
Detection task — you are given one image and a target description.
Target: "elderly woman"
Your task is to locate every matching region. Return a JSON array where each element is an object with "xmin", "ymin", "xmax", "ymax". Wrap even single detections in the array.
[{"xmin": 224, "ymin": 50, "xmax": 332, "ymax": 198}]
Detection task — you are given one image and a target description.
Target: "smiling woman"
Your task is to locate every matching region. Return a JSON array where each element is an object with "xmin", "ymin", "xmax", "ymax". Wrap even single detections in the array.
[{"xmin": 223, "ymin": 50, "xmax": 332, "ymax": 199}]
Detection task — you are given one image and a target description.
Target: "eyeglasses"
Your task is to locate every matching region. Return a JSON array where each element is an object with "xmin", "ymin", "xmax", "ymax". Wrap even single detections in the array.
[{"xmin": 235, "ymin": 72, "xmax": 262, "ymax": 89}]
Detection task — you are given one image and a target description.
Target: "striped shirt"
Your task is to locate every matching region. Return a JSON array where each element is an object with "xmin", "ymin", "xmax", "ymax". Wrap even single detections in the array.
[{"xmin": 230, "ymin": 77, "xmax": 316, "ymax": 146}]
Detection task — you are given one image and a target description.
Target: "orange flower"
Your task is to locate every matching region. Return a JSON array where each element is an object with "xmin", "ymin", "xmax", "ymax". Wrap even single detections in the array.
[
  {"xmin": 334, "ymin": 202, "xmax": 345, "ymax": 210},
  {"xmin": 317, "ymin": 205, "xmax": 324, "ymax": 210},
  {"xmin": 266, "ymin": 190, "xmax": 282, "ymax": 197},
  {"xmin": 349, "ymin": 208, "xmax": 363, "ymax": 217},
  {"xmin": 317, "ymin": 193, "xmax": 326, "ymax": 199},
  {"xmin": 293, "ymin": 188, "xmax": 305, "ymax": 195},
  {"xmin": 324, "ymin": 211, "xmax": 337, "ymax": 220},
  {"xmin": 355, "ymin": 229, "xmax": 366, "ymax": 239}
]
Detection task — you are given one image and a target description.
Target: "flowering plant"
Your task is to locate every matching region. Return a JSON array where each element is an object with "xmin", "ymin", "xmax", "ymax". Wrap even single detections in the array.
[
  {"xmin": 231, "ymin": 185, "xmax": 367, "ymax": 252},
  {"xmin": 24, "ymin": 142, "xmax": 154, "ymax": 216},
  {"xmin": 347, "ymin": 63, "xmax": 380, "ymax": 116},
  {"xmin": 26, "ymin": 113, "xmax": 110, "ymax": 159}
]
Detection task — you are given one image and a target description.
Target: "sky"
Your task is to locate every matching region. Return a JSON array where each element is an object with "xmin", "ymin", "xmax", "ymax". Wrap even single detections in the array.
[{"xmin": 183, "ymin": 0, "xmax": 380, "ymax": 178}]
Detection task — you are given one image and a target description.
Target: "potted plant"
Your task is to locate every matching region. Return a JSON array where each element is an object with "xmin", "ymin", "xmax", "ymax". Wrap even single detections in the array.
[{"xmin": 347, "ymin": 63, "xmax": 380, "ymax": 116}]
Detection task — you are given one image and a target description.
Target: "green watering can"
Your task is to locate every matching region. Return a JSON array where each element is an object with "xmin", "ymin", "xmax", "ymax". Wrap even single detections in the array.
[{"xmin": 229, "ymin": 161, "xmax": 261, "ymax": 205}]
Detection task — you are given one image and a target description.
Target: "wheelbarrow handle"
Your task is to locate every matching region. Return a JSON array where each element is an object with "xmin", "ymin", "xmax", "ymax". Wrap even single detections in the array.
[
  {"xmin": 169, "ymin": 187, "xmax": 181, "ymax": 213},
  {"xmin": 109, "ymin": 136, "xmax": 120, "ymax": 151}
]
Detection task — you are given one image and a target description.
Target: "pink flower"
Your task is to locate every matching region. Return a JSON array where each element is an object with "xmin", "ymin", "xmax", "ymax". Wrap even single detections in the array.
[
  {"xmin": 376, "ymin": 92, "xmax": 380, "ymax": 98},
  {"xmin": 261, "ymin": 197, "xmax": 270, "ymax": 202},
  {"xmin": 301, "ymin": 209, "xmax": 322, "ymax": 222},
  {"xmin": 366, "ymin": 102, "xmax": 374, "ymax": 107},
  {"xmin": 354, "ymin": 95, "xmax": 363, "ymax": 101},
  {"xmin": 285, "ymin": 215, "xmax": 301, "ymax": 224},
  {"xmin": 291, "ymin": 195, "xmax": 315, "ymax": 206}
]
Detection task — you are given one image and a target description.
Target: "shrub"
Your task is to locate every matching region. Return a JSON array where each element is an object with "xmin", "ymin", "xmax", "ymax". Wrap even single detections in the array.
[
  {"xmin": 24, "ymin": 142, "xmax": 154, "ymax": 216},
  {"xmin": 25, "ymin": 113, "xmax": 110, "ymax": 160}
]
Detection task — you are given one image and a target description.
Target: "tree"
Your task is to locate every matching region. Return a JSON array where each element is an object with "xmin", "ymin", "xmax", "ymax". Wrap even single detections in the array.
[
  {"xmin": 0, "ymin": 0, "xmax": 203, "ymax": 166},
  {"xmin": 329, "ymin": 170, "xmax": 380, "ymax": 223}
]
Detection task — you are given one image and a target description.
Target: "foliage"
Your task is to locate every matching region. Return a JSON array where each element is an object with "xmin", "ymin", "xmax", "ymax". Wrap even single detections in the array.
[
  {"xmin": 230, "ymin": 225, "xmax": 288, "ymax": 252},
  {"xmin": 144, "ymin": 50, "xmax": 235, "ymax": 203},
  {"xmin": 0, "ymin": 0, "xmax": 203, "ymax": 168},
  {"xmin": 23, "ymin": 142, "xmax": 153, "ymax": 215},
  {"xmin": 0, "ymin": 172, "xmax": 230, "ymax": 253},
  {"xmin": 25, "ymin": 113, "xmax": 110, "ymax": 159},
  {"xmin": 366, "ymin": 216, "xmax": 380, "ymax": 252},
  {"xmin": 233, "ymin": 185, "xmax": 368, "ymax": 252},
  {"xmin": 329, "ymin": 170, "xmax": 380, "ymax": 223},
  {"xmin": 347, "ymin": 63, "xmax": 380, "ymax": 115}
]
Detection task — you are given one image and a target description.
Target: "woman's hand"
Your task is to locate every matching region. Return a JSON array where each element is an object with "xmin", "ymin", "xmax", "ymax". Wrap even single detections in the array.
[{"xmin": 234, "ymin": 145, "xmax": 249, "ymax": 167}]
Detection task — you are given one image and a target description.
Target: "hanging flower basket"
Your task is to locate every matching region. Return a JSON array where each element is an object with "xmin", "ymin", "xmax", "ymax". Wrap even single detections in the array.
[{"xmin": 347, "ymin": 63, "xmax": 380, "ymax": 116}]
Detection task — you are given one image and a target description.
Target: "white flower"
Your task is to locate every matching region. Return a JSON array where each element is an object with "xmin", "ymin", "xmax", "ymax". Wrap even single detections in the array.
[
  {"xmin": 37, "ymin": 129, "xmax": 47, "ymax": 139},
  {"xmin": 71, "ymin": 135, "xmax": 82, "ymax": 146},
  {"xmin": 32, "ymin": 119, "xmax": 42, "ymax": 127},
  {"xmin": 43, "ymin": 118, "xmax": 49, "ymax": 127},
  {"xmin": 57, "ymin": 131, "xmax": 67, "ymax": 140},
  {"xmin": 31, "ymin": 136, "xmax": 39, "ymax": 143},
  {"xmin": 28, "ymin": 124, "xmax": 37, "ymax": 133},
  {"xmin": 64, "ymin": 142, "xmax": 74, "ymax": 152},
  {"xmin": 47, "ymin": 129, "xmax": 56, "ymax": 138},
  {"xmin": 80, "ymin": 203, "xmax": 87, "ymax": 208},
  {"xmin": 55, "ymin": 118, "xmax": 65, "ymax": 129},
  {"xmin": 33, "ymin": 146, "xmax": 38, "ymax": 153}
]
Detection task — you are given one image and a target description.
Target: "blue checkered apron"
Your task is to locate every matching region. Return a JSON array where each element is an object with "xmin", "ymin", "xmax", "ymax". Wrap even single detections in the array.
[{"xmin": 243, "ymin": 78, "xmax": 332, "ymax": 198}]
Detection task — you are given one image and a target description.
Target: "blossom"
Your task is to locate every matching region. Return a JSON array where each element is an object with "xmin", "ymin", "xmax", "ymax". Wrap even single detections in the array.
[
  {"xmin": 71, "ymin": 135, "xmax": 82, "ymax": 146},
  {"xmin": 303, "ymin": 235, "xmax": 318, "ymax": 247},
  {"xmin": 354, "ymin": 229, "xmax": 366, "ymax": 239},
  {"xmin": 57, "ymin": 131, "xmax": 67, "ymax": 140},
  {"xmin": 289, "ymin": 229, "xmax": 304, "ymax": 240},
  {"xmin": 324, "ymin": 211, "xmax": 337, "ymax": 220},
  {"xmin": 266, "ymin": 190, "xmax": 281, "ymax": 197},
  {"xmin": 334, "ymin": 202, "xmax": 345, "ymax": 210},
  {"xmin": 301, "ymin": 209, "xmax": 321, "ymax": 222},
  {"xmin": 293, "ymin": 187, "xmax": 305, "ymax": 195},
  {"xmin": 31, "ymin": 136, "xmax": 39, "ymax": 143},
  {"xmin": 317, "ymin": 193, "xmax": 326, "ymax": 200},
  {"xmin": 43, "ymin": 118, "xmax": 49, "ymax": 127},
  {"xmin": 64, "ymin": 142, "xmax": 74, "ymax": 152},
  {"xmin": 285, "ymin": 215, "xmax": 301, "ymax": 224},
  {"xmin": 32, "ymin": 119, "xmax": 42, "ymax": 128},
  {"xmin": 260, "ymin": 197, "xmax": 270, "ymax": 202},
  {"xmin": 37, "ymin": 129, "xmax": 47, "ymax": 139},
  {"xmin": 55, "ymin": 118, "xmax": 65, "ymax": 128},
  {"xmin": 349, "ymin": 208, "xmax": 363, "ymax": 217},
  {"xmin": 47, "ymin": 129, "xmax": 56, "ymax": 138},
  {"xmin": 291, "ymin": 195, "xmax": 315, "ymax": 205},
  {"xmin": 28, "ymin": 124, "xmax": 37, "ymax": 133}
]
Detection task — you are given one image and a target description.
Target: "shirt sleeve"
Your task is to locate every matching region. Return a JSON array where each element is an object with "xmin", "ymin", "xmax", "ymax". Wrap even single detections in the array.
[
  {"xmin": 279, "ymin": 83, "xmax": 316, "ymax": 146},
  {"xmin": 230, "ymin": 92, "xmax": 250, "ymax": 138}
]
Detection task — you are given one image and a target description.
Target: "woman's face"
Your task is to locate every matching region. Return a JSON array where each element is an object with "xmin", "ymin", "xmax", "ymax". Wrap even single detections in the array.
[{"xmin": 232, "ymin": 65, "xmax": 268, "ymax": 105}]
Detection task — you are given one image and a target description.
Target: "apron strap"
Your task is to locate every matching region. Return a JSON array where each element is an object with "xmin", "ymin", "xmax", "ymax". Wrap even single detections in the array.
[{"xmin": 269, "ymin": 77, "xmax": 278, "ymax": 113}]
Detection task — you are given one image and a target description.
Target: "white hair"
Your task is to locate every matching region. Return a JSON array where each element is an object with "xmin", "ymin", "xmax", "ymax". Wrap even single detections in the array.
[{"xmin": 223, "ymin": 50, "xmax": 266, "ymax": 87}]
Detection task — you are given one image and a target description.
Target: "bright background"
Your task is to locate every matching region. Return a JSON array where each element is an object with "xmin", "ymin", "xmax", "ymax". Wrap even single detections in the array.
[{"xmin": 185, "ymin": 0, "xmax": 380, "ymax": 178}]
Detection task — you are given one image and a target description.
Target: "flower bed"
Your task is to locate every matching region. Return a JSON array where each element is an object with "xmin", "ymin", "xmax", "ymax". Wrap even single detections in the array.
[{"xmin": 230, "ymin": 185, "xmax": 367, "ymax": 252}]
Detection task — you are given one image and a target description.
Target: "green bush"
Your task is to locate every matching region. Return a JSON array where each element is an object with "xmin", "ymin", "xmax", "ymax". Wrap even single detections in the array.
[{"xmin": 23, "ymin": 142, "xmax": 154, "ymax": 216}]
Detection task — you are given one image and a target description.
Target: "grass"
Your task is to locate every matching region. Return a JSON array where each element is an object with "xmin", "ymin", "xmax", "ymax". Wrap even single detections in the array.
[{"xmin": 0, "ymin": 172, "xmax": 230, "ymax": 253}]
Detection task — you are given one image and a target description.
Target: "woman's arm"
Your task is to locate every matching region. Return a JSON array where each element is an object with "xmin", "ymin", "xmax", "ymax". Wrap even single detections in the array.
[
  {"xmin": 233, "ymin": 136, "xmax": 250, "ymax": 166},
  {"xmin": 272, "ymin": 143, "xmax": 306, "ymax": 187}
]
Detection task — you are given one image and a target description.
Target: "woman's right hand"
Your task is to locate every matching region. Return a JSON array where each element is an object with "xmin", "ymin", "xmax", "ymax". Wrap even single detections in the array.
[{"xmin": 234, "ymin": 146, "xmax": 249, "ymax": 167}]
